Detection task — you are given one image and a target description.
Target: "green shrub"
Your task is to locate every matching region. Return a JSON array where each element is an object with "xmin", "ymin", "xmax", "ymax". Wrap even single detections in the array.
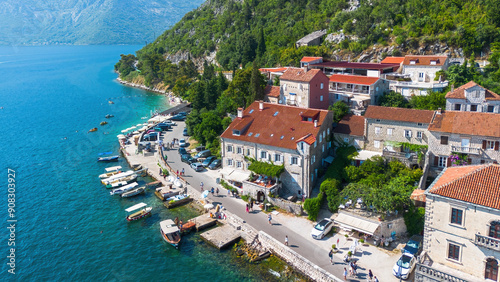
[
  {"xmin": 241, "ymin": 195, "xmax": 250, "ymax": 202},
  {"xmin": 304, "ymin": 193, "xmax": 324, "ymax": 221},
  {"xmin": 404, "ymin": 205, "xmax": 426, "ymax": 236}
]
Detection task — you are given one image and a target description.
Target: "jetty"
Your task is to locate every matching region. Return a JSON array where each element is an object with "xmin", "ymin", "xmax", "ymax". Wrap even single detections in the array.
[
  {"xmin": 200, "ymin": 224, "xmax": 241, "ymax": 249},
  {"xmin": 191, "ymin": 214, "xmax": 217, "ymax": 231}
]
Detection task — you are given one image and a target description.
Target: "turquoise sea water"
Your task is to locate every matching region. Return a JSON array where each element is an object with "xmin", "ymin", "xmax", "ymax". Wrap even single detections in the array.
[{"xmin": 0, "ymin": 46, "xmax": 290, "ymax": 281}]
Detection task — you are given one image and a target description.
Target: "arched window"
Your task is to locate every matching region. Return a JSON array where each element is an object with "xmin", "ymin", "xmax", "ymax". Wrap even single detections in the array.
[
  {"xmin": 489, "ymin": 221, "xmax": 500, "ymax": 238},
  {"xmin": 485, "ymin": 258, "xmax": 498, "ymax": 281}
]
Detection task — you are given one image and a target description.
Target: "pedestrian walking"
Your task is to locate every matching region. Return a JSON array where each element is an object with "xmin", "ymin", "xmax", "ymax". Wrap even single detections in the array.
[
  {"xmin": 227, "ymin": 189, "xmax": 231, "ymax": 196},
  {"xmin": 211, "ymin": 187, "xmax": 215, "ymax": 195},
  {"xmin": 328, "ymin": 249, "xmax": 334, "ymax": 264},
  {"xmin": 337, "ymin": 237, "xmax": 340, "ymax": 247},
  {"xmin": 250, "ymin": 200, "xmax": 254, "ymax": 211},
  {"xmin": 159, "ymin": 168, "xmax": 162, "ymax": 176},
  {"xmin": 176, "ymin": 170, "xmax": 179, "ymax": 176},
  {"xmin": 245, "ymin": 204, "xmax": 249, "ymax": 213},
  {"xmin": 200, "ymin": 182, "xmax": 204, "ymax": 192},
  {"xmin": 181, "ymin": 168, "xmax": 185, "ymax": 176},
  {"xmin": 352, "ymin": 260, "xmax": 358, "ymax": 276},
  {"xmin": 268, "ymin": 214, "xmax": 272, "ymax": 225},
  {"xmin": 343, "ymin": 268, "xmax": 347, "ymax": 280},
  {"xmin": 285, "ymin": 235, "xmax": 288, "ymax": 246},
  {"xmin": 216, "ymin": 187, "xmax": 219, "ymax": 196},
  {"xmin": 373, "ymin": 276, "xmax": 379, "ymax": 282},
  {"xmin": 368, "ymin": 269, "xmax": 373, "ymax": 281}
]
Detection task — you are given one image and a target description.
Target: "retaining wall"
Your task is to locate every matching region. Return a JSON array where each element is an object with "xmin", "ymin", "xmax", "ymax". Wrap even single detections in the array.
[{"xmin": 267, "ymin": 197, "xmax": 303, "ymax": 215}]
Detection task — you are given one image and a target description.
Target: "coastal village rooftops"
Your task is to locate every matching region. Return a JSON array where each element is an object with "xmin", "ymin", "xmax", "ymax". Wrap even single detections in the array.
[
  {"xmin": 259, "ymin": 67, "xmax": 289, "ymax": 73},
  {"xmin": 333, "ymin": 114, "xmax": 365, "ymax": 137},
  {"xmin": 280, "ymin": 68, "xmax": 323, "ymax": 82},
  {"xmin": 300, "ymin": 56, "xmax": 323, "ymax": 63},
  {"xmin": 428, "ymin": 110, "xmax": 500, "ymax": 138},
  {"xmin": 427, "ymin": 164, "xmax": 500, "ymax": 210},
  {"xmin": 445, "ymin": 81, "xmax": 500, "ymax": 101},
  {"xmin": 403, "ymin": 55, "xmax": 448, "ymax": 66},
  {"xmin": 264, "ymin": 85, "xmax": 280, "ymax": 98},
  {"xmin": 221, "ymin": 102, "xmax": 329, "ymax": 150},
  {"xmin": 309, "ymin": 61, "xmax": 400, "ymax": 70},
  {"xmin": 364, "ymin": 105, "xmax": 435, "ymax": 124},
  {"xmin": 329, "ymin": 74, "xmax": 379, "ymax": 85},
  {"xmin": 380, "ymin": 57, "xmax": 405, "ymax": 64}
]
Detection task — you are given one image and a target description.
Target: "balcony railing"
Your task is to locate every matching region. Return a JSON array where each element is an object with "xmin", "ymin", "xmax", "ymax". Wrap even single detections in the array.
[
  {"xmin": 388, "ymin": 80, "xmax": 448, "ymax": 89},
  {"xmin": 415, "ymin": 263, "xmax": 469, "ymax": 282},
  {"xmin": 451, "ymin": 146, "xmax": 481, "ymax": 155},
  {"xmin": 474, "ymin": 233, "xmax": 500, "ymax": 251},
  {"xmin": 329, "ymin": 87, "xmax": 370, "ymax": 94}
]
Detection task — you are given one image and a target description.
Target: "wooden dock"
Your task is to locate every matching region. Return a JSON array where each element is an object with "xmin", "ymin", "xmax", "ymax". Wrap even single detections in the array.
[
  {"xmin": 200, "ymin": 224, "xmax": 241, "ymax": 249},
  {"xmin": 191, "ymin": 214, "xmax": 217, "ymax": 231},
  {"xmin": 146, "ymin": 181, "xmax": 161, "ymax": 188}
]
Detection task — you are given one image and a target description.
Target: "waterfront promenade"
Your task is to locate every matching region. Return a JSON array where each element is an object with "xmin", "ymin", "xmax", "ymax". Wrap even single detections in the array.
[{"xmin": 121, "ymin": 120, "xmax": 401, "ymax": 282}]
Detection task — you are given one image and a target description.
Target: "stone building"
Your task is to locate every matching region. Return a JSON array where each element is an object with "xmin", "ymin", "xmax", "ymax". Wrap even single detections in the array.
[
  {"xmin": 445, "ymin": 81, "xmax": 500, "ymax": 113},
  {"xmin": 264, "ymin": 85, "xmax": 280, "ymax": 104},
  {"xmin": 300, "ymin": 56, "xmax": 323, "ymax": 68},
  {"xmin": 333, "ymin": 114, "xmax": 365, "ymax": 150},
  {"xmin": 416, "ymin": 164, "xmax": 500, "ymax": 282},
  {"xmin": 295, "ymin": 30, "xmax": 327, "ymax": 48},
  {"xmin": 427, "ymin": 110, "xmax": 500, "ymax": 170},
  {"xmin": 220, "ymin": 101, "xmax": 333, "ymax": 199},
  {"xmin": 279, "ymin": 67, "xmax": 330, "ymax": 109}
]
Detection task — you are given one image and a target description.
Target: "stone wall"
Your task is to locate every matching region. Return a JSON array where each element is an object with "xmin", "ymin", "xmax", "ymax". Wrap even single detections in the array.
[
  {"xmin": 365, "ymin": 118, "xmax": 430, "ymax": 152},
  {"xmin": 267, "ymin": 197, "xmax": 303, "ymax": 216},
  {"xmin": 258, "ymin": 231, "xmax": 342, "ymax": 282}
]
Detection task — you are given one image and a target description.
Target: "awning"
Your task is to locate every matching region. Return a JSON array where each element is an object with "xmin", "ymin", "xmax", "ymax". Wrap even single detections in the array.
[
  {"xmin": 220, "ymin": 168, "xmax": 250, "ymax": 183},
  {"xmin": 352, "ymin": 150, "xmax": 382, "ymax": 161},
  {"xmin": 334, "ymin": 212, "xmax": 380, "ymax": 235},
  {"xmin": 323, "ymin": 156, "xmax": 334, "ymax": 164}
]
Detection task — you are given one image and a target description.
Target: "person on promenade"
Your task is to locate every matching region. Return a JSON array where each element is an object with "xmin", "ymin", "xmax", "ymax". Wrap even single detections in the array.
[
  {"xmin": 285, "ymin": 235, "xmax": 288, "ymax": 246},
  {"xmin": 328, "ymin": 249, "xmax": 334, "ymax": 264},
  {"xmin": 227, "ymin": 189, "xmax": 231, "ymax": 197},
  {"xmin": 373, "ymin": 276, "xmax": 379, "ymax": 282},
  {"xmin": 245, "ymin": 204, "xmax": 249, "ymax": 213},
  {"xmin": 181, "ymin": 168, "xmax": 185, "ymax": 176},
  {"xmin": 343, "ymin": 268, "xmax": 347, "ymax": 280},
  {"xmin": 211, "ymin": 187, "xmax": 215, "ymax": 195},
  {"xmin": 337, "ymin": 237, "xmax": 340, "ymax": 247},
  {"xmin": 368, "ymin": 269, "xmax": 373, "ymax": 281},
  {"xmin": 250, "ymin": 200, "xmax": 254, "ymax": 211},
  {"xmin": 200, "ymin": 182, "xmax": 204, "ymax": 192},
  {"xmin": 176, "ymin": 170, "xmax": 179, "ymax": 176},
  {"xmin": 216, "ymin": 187, "xmax": 219, "ymax": 196},
  {"xmin": 268, "ymin": 214, "xmax": 272, "ymax": 225}
]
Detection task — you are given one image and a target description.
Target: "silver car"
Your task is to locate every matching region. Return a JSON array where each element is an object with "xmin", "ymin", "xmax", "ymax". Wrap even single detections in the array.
[{"xmin": 311, "ymin": 218, "xmax": 334, "ymax": 239}]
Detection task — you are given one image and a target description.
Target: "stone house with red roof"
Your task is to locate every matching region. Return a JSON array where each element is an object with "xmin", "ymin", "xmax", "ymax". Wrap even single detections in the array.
[
  {"xmin": 416, "ymin": 164, "xmax": 500, "ymax": 282},
  {"xmin": 333, "ymin": 114, "xmax": 365, "ymax": 150},
  {"xmin": 445, "ymin": 81, "xmax": 500, "ymax": 113},
  {"xmin": 220, "ymin": 101, "xmax": 333, "ymax": 199},
  {"xmin": 279, "ymin": 67, "xmax": 330, "ymax": 109},
  {"xmin": 264, "ymin": 85, "xmax": 281, "ymax": 104},
  {"xmin": 427, "ymin": 110, "xmax": 500, "ymax": 169}
]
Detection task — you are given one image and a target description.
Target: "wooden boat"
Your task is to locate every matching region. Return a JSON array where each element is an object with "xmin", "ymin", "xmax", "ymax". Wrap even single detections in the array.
[
  {"xmin": 164, "ymin": 194, "xmax": 192, "ymax": 209},
  {"xmin": 101, "ymin": 170, "xmax": 135, "ymax": 185},
  {"xmin": 180, "ymin": 221, "xmax": 196, "ymax": 233},
  {"xmin": 88, "ymin": 127, "xmax": 98, "ymax": 133},
  {"xmin": 97, "ymin": 155, "xmax": 119, "ymax": 162},
  {"xmin": 105, "ymin": 174, "xmax": 137, "ymax": 188},
  {"xmin": 121, "ymin": 186, "xmax": 145, "ymax": 198},
  {"xmin": 126, "ymin": 203, "xmax": 152, "ymax": 222},
  {"xmin": 105, "ymin": 114, "xmax": 114, "ymax": 118},
  {"xmin": 100, "ymin": 121, "xmax": 108, "ymax": 126},
  {"xmin": 98, "ymin": 166, "xmax": 122, "ymax": 179},
  {"xmin": 160, "ymin": 219, "xmax": 181, "ymax": 248},
  {"xmin": 110, "ymin": 182, "xmax": 139, "ymax": 196}
]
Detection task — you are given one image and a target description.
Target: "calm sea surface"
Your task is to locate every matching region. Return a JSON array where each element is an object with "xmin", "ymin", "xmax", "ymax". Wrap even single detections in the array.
[{"xmin": 0, "ymin": 46, "xmax": 291, "ymax": 281}]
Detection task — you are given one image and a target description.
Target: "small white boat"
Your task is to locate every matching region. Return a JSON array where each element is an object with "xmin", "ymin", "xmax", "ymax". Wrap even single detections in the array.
[
  {"xmin": 98, "ymin": 166, "xmax": 122, "ymax": 179},
  {"xmin": 110, "ymin": 182, "xmax": 139, "ymax": 195},
  {"xmin": 160, "ymin": 219, "xmax": 181, "ymax": 248},
  {"xmin": 106, "ymin": 180, "xmax": 128, "ymax": 189},
  {"xmin": 102, "ymin": 170, "xmax": 135, "ymax": 185},
  {"xmin": 121, "ymin": 186, "xmax": 146, "ymax": 198},
  {"xmin": 105, "ymin": 174, "xmax": 137, "ymax": 188},
  {"xmin": 166, "ymin": 194, "xmax": 189, "ymax": 202},
  {"xmin": 126, "ymin": 202, "xmax": 152, "ymax": 221}
]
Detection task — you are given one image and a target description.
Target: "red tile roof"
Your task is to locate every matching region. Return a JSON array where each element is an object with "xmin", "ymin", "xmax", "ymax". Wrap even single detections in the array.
[
  {"xmin": 329, "ymin": 74, "xmax": 379, "ymax": 85},
  {"xmin": 297, "ymin": 133, "xmax": 316, "ymax": 145},
  {"xmin": 310, "ymin": 61, "xmax": 400, "ymax": 70},
  {"xmin": 264, "ymin": 85, "xmax": 281, "ymax": 98},
  {"xmin": 381, "ymin": 57, "xmax": 405, "ymax": 64},
  {"xmin": 333, "ymin": 114, "xmax": 365, "ymax": 137},
  {"xmin": 403, "ymin": 55, "xmax": 448, "ymax": 66},
  {"xmin": 445, "ymin": 81, "xmax": 500, "ymax": 101},
  {"xmin": 221, "ymin": 102, "xmax": 331, "ymax": 150},
  {"xmin": 428, "ymin": 164, "xmax": 500, "ymax": 210},
  {"xmin": 300, "ymin": 56, "xmax": 323, "ymax": 63},
  {"xmin": 259, "ymin": 67, "xmax": 289, "ymax": 73},
  {"xmin": 428, "ymin": 111, "xmax": 500, "ymax": 138},
  {"xmin": 280, "ymin": 68, "xmax": 323, "ymax": 82},
  {"xmin": 364, "ymin": 106, "xmax": 435, "ymax": 124}
]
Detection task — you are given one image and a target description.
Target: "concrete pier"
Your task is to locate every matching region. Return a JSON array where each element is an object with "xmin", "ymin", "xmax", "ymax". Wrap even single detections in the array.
[
  {"xmin": 200, "ymin": 224, "xmax": 241, "ymax": 249},
  {"xmin": 191, "ymin": 214, "xmax": 217, "ymax": 231}
]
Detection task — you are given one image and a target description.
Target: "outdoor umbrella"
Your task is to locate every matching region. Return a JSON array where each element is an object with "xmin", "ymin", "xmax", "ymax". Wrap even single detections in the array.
[{"xmin": 201, "ymin": 190, "xmax": 210, "ymax": 198}]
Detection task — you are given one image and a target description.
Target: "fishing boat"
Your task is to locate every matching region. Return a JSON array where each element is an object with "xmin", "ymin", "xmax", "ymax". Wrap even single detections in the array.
[
  {"xmin": 110, "ymin": 182, "xmax": 139, "ymax": 196},
  {"xmin": 164, "ymin": 194, "xmax": 192, "ymax": 209},
  {"xmin": 97, "ymin": 155, "xmax": 119, "ymax": 162},
  {"xmin": 159, "ymin": 219, "xmax": 181, "ymax": 248},
  {"xmin": 121, "ymin": 186, "xmax": 145, "ymax": 198},
  {"xmin": 100, "ymin": 121, "xmax": 108, "ymax": 126},
  {"xmin": 98, "ymin": 166, "xmax": 122, "ymax": 179},
  {"xmin": 125, "ymin": 203, "xmax": 152, "ymax": 221},
  {"xmin": 88, "ymin": 127, "xmax": 98, "ymax": 133},
  {"xmin": 108, "ymin": 101, "xmax": 114, "ymax": 104},
  {"xmin": 105, "ymin": 174, "xmax": 137, "ymax": 188},
  {"xmin": 105, "ymin": 114, "xmax": 114, "ymax": 118},
  {"xmin": 101, "ymin": 170, "xmax": 135, "ymax": 185}
]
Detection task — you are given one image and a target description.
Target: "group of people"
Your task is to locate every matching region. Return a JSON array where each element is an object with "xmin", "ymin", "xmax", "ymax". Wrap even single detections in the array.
[{"xmin": 245, "ymin": 200, "xmax": 254, "ymax": 213}]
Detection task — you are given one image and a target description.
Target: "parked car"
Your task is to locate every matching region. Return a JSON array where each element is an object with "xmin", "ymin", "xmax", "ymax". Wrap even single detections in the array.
[
  {"xmin": 170, "ymin": 114, "xmax": 186, "ymax": 121},
  {"xmin": 208, "ymin": 159, "xmax": 221, "ymax": 170},
  {"xmin": 162, "ymin": 120, "xmax": 176, "ymax": 126},
  {"xmin": 402, "ymin": 235, "xmax": 423, "ymax": 256},
  {"xmin": 181, "ymin": 154, "xmax": 196, "ymax": 164},
  {"xmin": 195, "ymin": 145, "xmax": 206, "ymax": 152},
  {"xmin": 157, "ymin": 123, "xmax": 171, "ymax": 130},
  {"xmin": 179, "ymin": 139, "xmax": 187, "ymax": 147},
  {"xmin": 183, "ymin": 128, "xmax": 189, "ymax": 136},
  {"xmin": 392, "ymin": 253, "xmax": 417, "ymax": 280},
  {"xmin": 311, "ymin": 218, "xmax": 334, "ymax": 239},
  {"xmin": 178, "ymin": 147, "xmax": 187, "ymax": 155},
  {"xmin": 190, "ymin": 162, "xmax": 204, "ymax": 172},
  {"xmin": 202, "ymin": 156, "xmax": 217, "ymax": 167},
  {"xmin": 194, "ymin": 149, "xmax": 211, "ymax": 160}
]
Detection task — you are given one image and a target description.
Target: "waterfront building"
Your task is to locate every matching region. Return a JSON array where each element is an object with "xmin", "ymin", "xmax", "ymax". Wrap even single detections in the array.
[{"xmin": 445, "ymin": 81, "xmax": 500, "ymax": 113}]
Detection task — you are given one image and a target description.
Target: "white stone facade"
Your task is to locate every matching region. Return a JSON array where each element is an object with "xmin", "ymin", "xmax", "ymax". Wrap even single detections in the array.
[
  {"xmin": 365, "ymin": 118, "xmax": 430, "ymax": 152},
  {"xmin": 445, "ymin": 84, "xmax": 500, "ymax": 113},
  {"xmin": 329, "ymin": 79, "xmax": 390, "ymax": 107}
]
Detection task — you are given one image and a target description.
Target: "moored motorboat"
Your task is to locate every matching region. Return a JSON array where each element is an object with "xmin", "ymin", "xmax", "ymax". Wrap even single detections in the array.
[
  {"xmin": 110, "ymin": 182, "xmax": 139, "ymax": 195},
  {"xmin": 98, "ymin": 166, "xmax": 122, "ymax": 179},
  {"xmin": 121, "ymin": 186, "xmax": 145, "ymax": 198},
  {"xmin": 159, "ymin": 219, "xmax": 181, "ymax": 248},
  {"xmin": 97, "ymin": 155, "xmax": 119, "ymax": 162},
  {"xmin": 102, "ymin": 170, "xmax": 135, "ymax": 185},
  {"xmin": 125, "ymin": 203, "xmax": 152, "ymax": 221},
  {"xmin": 108, "ymin": 101, "xmax": 114, "ymax": 104},
  {"xmin": 105, "ymin": 114, "xmax": 114, "ymax": 118},
  {"xmin": 105, "ymin": 174, "xmax": 137, "ymax": 188},
  {"xmin": 100, "ymin": 121, "xmax": 108, "ymax": 126},
  {"xmin": 88, "ymin": 127, "xmax": 98, "ymax": 133}
]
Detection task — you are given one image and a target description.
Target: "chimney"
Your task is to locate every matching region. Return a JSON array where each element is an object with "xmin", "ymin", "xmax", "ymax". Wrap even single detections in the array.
[
  {"xmin": 259, "ymin": 100, "xmax": 264, "ymax": 111},
  {"xmin": 237, "ymin": 107, "xmax": 243, "ymax": 119},
  {"xmin": 314, "ymin": 120, "xmax": 318, "ymax": 128},
  {"xmin": 303, "ymin": 65, "xmax": 308, "ymax": 73},
  {"xmin": 451, "ymin": 84, "xmax": 455, "ymax": 92},
  {"xmin": 437, "ymin": 108, "xmax": 442, "ymax": 114}
]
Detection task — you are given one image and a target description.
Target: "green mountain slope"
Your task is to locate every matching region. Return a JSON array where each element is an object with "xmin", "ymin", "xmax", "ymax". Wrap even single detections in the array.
[
  {"xmin": 0, "ymin": 0, "xmax": 204, "ymax": 45},
  {"xmin": 139, "ymin": 0, "xmax": 500, "ymax": 68}
]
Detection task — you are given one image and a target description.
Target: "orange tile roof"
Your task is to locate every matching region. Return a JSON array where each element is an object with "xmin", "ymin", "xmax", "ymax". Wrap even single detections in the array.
[
  {"xmin": 333, "ymin": 114, "xmax": 365, "ymax": 137},
  {"xmin": 428, "ymin": 111, "xmax": 500, "ymax": 138},
  {"xmin": 296, "ymin": 133, "xmax": 316, "ymax": 145},
  {"xmin": 403, "ymin": 55, "xmax": 448, "ymax": 66},
  {"xmin": 428, "ymin": 164, "xmax": 500, "ymax": 210},
  {"xmin": 221, "ymin": 102, "xmax": 331, "ymax": 150},
  {"xmin": 264, "ymin": 85, "xmax": 281, "ymax": 98},
  {"xmin": 381, "ymin": 57, "xmax": 405, "ymax": 64},
  {"xmin": 300, "ymin": 56, "xmax": 323, "ymax": 63},
  {"xmin": 280, "ymin": 68, "xmax": 323, "ymax": 82},
  {"xmin": 445, "ymin": 81, "xmax": 500, "ymax": 101},
  {"xmin": 329, "ymin": 74, "xmax": 379, "ymax": 85},
  {"xmin": 259, "ymin": 67, "xmax": 289, "ymax": 73},
  {"xmin": 364, "ymin": 106, "xmax": 435, "ymax": 124},
  {"xmin": 410, "ymin": 189, "xmax": 426, "ymax": 202}
]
